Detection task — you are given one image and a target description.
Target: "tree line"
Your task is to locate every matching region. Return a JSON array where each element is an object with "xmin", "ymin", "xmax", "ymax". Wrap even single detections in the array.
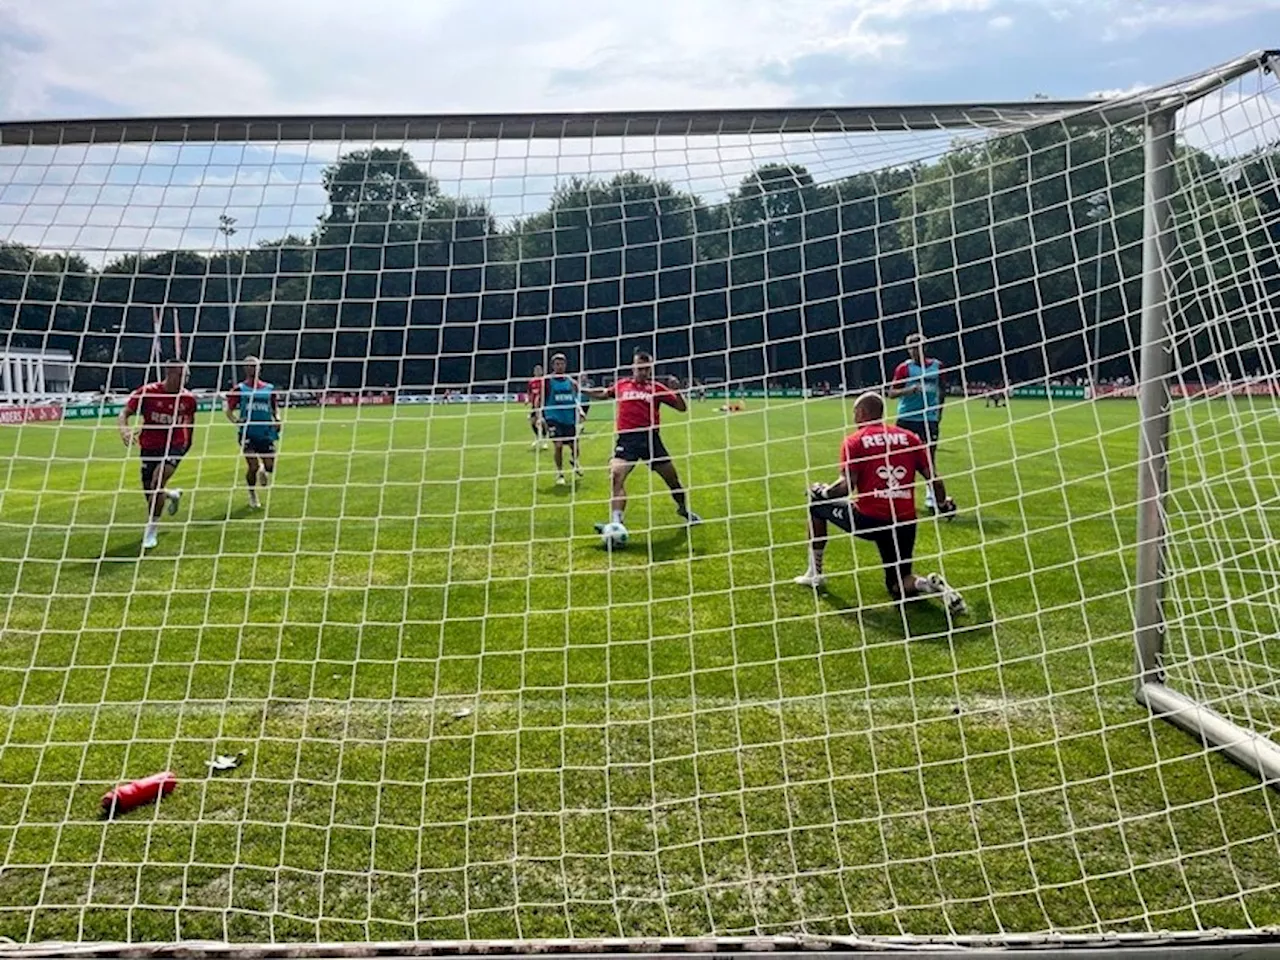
[{"xmin": 1, "ymin": 121, "xmax": 1277, "ymax": 394}]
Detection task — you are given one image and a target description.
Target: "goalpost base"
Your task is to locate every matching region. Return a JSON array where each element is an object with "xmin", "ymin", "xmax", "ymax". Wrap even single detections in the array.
[{"xmin": 1136, "ymin": 682, "xmax": 1280, "ymax": 789}]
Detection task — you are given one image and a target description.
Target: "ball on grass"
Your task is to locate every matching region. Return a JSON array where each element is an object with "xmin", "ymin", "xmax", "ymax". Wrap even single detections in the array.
[{"xmin": 600, "ymin": 522, "xmax": 629, "ymax": 550}]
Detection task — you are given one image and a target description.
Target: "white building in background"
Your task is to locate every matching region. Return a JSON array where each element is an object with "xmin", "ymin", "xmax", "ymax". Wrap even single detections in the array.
[{"xmin": 0, "ymin": 348, "xmax": 74, "ymax": 402}]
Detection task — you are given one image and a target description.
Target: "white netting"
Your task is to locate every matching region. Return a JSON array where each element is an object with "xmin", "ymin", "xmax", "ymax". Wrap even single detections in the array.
[{"xmin": 1, "ymin": 54, "xmax": 1279, "ymax": 946}]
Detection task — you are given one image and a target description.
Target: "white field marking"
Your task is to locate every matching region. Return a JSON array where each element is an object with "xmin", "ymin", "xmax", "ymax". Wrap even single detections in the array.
[{"xmin": 0, "ymin": 692, "xmax": 1144, "ymax": 727}]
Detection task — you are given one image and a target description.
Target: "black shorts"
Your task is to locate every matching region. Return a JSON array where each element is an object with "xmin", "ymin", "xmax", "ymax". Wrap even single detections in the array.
[
  {"xmin": 809, "ymin": 497, "xmax": 917, "ymax": 594},
  {"xmin": 614, "ymin": 430, "xmax": 670, "ymax": 465},
  {"xmin": 140, "ymin": 448, "xmax": 187, "ymax": 491},
  {"xmin": 241, "ymin": 434, "xmax": 276, "ymax": 455},
  {"xmin": 897, "ymin": 419, "xmax": 940, "ymax": 460},
  {"xmin": 546, "ymin": 420, "xmax": 577, "ymax": 441}
]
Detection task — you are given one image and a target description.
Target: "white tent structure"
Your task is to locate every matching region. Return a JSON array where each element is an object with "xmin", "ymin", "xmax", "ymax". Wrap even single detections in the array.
[{"xmin": 0, "ymin": 347, "xmax": 73, "ymax": 402}]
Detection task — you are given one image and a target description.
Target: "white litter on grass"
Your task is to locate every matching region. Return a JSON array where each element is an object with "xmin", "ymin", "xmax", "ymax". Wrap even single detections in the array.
[{"xmin": 206, "ymin": 751, "xmax": 246, "ymax": 773}]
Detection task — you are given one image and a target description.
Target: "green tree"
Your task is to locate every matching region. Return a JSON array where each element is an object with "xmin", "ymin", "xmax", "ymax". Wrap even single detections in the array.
[{"xmin": 0, "ymin": 242, "xmax": 96, "ymax": 382}]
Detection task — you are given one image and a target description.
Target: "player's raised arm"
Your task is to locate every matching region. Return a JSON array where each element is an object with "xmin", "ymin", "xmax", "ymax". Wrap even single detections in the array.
[
  {"xmin": 658, "ymin": 376, "xmax": 687, "ymax": 413},
  {"xmin": 887, "ymin": 361, "xmax": 915, "ymax": 398},
  {"xmin": 581, "ymin": 384, "xmax": 613, "ymax": 400}
]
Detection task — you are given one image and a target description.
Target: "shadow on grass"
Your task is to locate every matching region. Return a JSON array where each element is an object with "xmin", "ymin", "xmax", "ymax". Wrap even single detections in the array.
[
  {"xmin": 97, "ymin": 537, "xmax": 146, "ymax": 561},
  {"xmin": 55, "ymin": 537, "xmax": 146, "ymax": 586},
  {"xmin": 225, "ymin": 503, "xmax": 263, "ymax": 521},
  {"xmin": 593, "ymin": 523, "xmax": 694, "ymax": 563},
  {"xmin": 646, "ymin": 526, "xmax": 691, "ymax": 562},
  {"xmin": 937, "ymin": 511, "xmax": 1016, "ymax": 535},
  {"xmin": 821, "ymin": 581, "xmax": 995, "ymax": 644}
]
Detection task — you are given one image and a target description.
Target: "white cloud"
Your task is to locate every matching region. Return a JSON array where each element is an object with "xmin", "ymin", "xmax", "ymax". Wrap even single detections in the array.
[
  {"xmin": 800, "ymin": 0, "xmax": 998, "ymax": 59},
  {"xmin": 0, "ymin": 0, "xmax": 1027, "ymax": 121},
  {"xmin": 0, "ymin": 0, "xmax": 1274, "ymax": 124},
  {"xmin": 1099, "ymin": 0, "xmax": 1280, "ymax": 38},
  {"xmin": 1088, "ymin": 82, "xmax": 1152, "ymax": 99},
  {"xmin": 1, "ymin": 0, "xmax": 1277, "ymax": 261}
]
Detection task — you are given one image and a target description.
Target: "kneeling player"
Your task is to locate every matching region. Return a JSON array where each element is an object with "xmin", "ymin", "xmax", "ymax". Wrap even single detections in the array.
[
  {"xmin": 225, "ymin": 356, "xmax": 281, "ymax": 509},
  {"xmin": 584, "ymin": 350, "xmax": 701, "ymax": 532},
  {"xmin": 795, "ymin": 391, "xmax": 964, "ymax": 614},
  {"xmin": 118, "ymin": 361, "xmax": 197, "ymax": 550}
]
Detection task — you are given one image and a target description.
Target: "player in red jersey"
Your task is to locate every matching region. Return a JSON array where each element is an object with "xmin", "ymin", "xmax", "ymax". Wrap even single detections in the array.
[
  {"xmin": 795, "ymin": 392, "xmax": 964, "ymax": 613},
  {"xmin": 583, "ymin": 350, "xmax": 701, "ymax": 533},
  {"xmin": 117, "ymin": 361, "xmax": 197, "ymax": 550},
  {"xmin": 528, "ymin": 364, "xmax": 548, "ymax": 450}
]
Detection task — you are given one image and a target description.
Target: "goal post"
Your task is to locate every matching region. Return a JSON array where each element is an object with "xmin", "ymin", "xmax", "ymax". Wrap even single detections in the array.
[
  {"xmin": 1129, "ymin": 53, "xmax": 1280, "ymax": 788},
  {"xmin": 1130, "ymin": 102, "xmax": 1280, "ymax": 786},
  {"xmin": 2, "ymin": 48, "xmax": 1280, "ymax": 952}
]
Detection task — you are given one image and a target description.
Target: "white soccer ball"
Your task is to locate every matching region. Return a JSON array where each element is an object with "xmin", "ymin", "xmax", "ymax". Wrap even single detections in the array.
[{"xmin": 600, "ymin": 522, "xmax": 629, "ymax": 550}]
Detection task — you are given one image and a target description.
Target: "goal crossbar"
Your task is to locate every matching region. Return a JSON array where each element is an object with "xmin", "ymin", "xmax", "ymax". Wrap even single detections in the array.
[{"xmin": 0, "ymin": 49, "xmax": 1274, "ymax": 146}]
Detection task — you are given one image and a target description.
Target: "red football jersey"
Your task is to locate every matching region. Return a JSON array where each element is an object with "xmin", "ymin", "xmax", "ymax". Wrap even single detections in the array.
[
  {"xmin": 125, "ymin": 382, "xmax": 198, "ymax": 452},
  {"xmin": 528, "ymin": 377, "xmax": 545, "ymax": 407},
  {"xmin": 607, "ymin": 377, "xmax": 677, "ymax": 432},
  {"xmin": 839, "ymin": 422, "xmax": 932, "ymax": 522}
]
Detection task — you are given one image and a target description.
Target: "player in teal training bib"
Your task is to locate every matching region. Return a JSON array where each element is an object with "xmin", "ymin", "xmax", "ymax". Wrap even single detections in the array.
[
  {"xmin": 890, "ymin": 333, "xmax": 949, "ymax": 514},
  {"xmin": 224, "ymin": 356, "xmax": 281, "ymax": 509},
  {"xmin": 541, "ymin": 353, "xmax": 583, "ymax": 486}
]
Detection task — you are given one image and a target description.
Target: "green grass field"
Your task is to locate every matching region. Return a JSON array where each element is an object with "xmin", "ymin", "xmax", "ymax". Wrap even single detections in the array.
[{"xmin": 1, "ymin": 396, "xmax": 1279, "ymax": 945}]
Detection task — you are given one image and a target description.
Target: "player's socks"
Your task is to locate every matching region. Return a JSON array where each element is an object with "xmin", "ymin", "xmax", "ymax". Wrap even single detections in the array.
[
  {"xmin": 795, "ymin": 550, "xmax": 826, "ymax": 587},
  {"xmin": 166, "ymin": 489, "xmax": 182, "ymax": 515},
  {"xmin": 143, "ymin": 522, "xmax": 159, "ymax": 549},
  {"xmin": 611, "ymin": 510, "xmax": 624, "ymax": 525},
  {"xmin": 248, "ymin": 490, "xmax": 261, "ymax": 509},
  {"xmin": 795, "ymin": 547, "xmax": 825, "ymax": 586}
]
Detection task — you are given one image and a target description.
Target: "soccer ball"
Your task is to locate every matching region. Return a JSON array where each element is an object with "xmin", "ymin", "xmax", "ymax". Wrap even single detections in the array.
[{"xmin": 600, "ymin": 522, "xmax": 629, "ymax": 550}]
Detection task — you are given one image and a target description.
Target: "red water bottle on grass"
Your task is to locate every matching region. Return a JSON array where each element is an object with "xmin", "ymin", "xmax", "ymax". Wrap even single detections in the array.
[{"xmin": 101, "ymin": 771, "xmax": 177, "ymax": 816}]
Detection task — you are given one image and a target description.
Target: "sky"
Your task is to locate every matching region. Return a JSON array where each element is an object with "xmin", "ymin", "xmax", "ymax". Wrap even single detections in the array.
[
  {"xmin": 1, "ymin": 0, "xmax": 1277, "ymax": 117},
  {"xmin": 0, "ymin": 0, "xmax": 1277, "ymax": 257}
]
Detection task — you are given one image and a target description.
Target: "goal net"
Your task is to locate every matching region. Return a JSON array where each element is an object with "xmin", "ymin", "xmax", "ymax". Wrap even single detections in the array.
[{"xmin": 1, "ymin": 51, "xmax": 1279, "ymax": 949}]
